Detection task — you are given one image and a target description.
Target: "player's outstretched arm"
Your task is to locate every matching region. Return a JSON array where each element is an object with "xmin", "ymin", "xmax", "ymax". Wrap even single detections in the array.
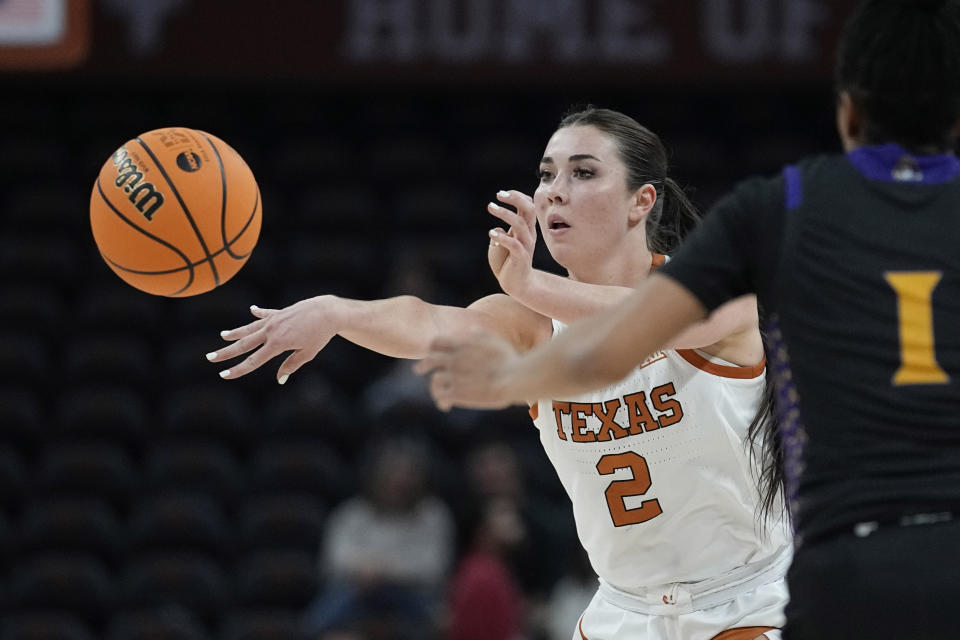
[
  {"xmin": 206, "ymin": 293, "xmax": 547, "ymax": 384},
  {"xmin": 416, "ymin": 274, "xmax": 705, "ymax": 410}
]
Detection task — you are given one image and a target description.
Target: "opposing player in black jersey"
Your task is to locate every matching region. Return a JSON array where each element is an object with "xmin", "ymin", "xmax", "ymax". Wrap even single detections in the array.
[{"xmin": 418, "ymin": 1, "xmax": 960, "ymax": 638}]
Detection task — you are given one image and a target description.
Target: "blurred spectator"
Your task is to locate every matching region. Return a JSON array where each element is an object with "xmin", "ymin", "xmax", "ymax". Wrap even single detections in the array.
[
  {"xmin": 445, "ymin": 497, "xmax": 526, "ymax": 640},
  {"xmin": 301, "ymin": 437, "xmax": 454, "ymax": 639},
  {"xmin": 463, "ymin": 442, "xmax": 575, "ymax": 600}
]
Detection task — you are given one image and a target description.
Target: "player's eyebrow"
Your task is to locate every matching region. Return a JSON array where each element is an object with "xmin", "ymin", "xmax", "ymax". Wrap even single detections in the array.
[{"xmin": 540, "ymin": 154, "xmax": 602, "ymax": 164}]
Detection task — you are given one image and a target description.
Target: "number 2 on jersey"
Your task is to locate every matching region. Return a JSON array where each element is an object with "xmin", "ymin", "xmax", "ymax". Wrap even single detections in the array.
[
  {"xmin": 597, "ymin": 452, "xmax": 663, "ymax": 527},
  {"xmin": 885, "ymin": 271, "xmax": 949, "ymax": 385}
]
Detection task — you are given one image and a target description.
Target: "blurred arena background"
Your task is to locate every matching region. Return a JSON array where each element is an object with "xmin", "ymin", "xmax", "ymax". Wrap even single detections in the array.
[{"xmin": 0, "ymin": 1, "xmax": 857, "ymax": 639}]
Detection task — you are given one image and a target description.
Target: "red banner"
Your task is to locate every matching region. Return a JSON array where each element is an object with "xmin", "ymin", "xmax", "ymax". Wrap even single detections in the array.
[{"xmin": 0, "ymin": 0, "xmax": 89, "ymax": 69}]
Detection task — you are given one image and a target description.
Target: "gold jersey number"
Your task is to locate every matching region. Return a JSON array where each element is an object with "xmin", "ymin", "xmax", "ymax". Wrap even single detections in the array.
[{"xmin": 885, "ymin": 271, "xmax": 950, "ymax": 385}]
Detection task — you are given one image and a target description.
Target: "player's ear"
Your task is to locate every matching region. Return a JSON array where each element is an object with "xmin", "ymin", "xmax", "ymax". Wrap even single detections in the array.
[
  {"xmin": 628, "ymin": 184, "xmax": 657, "ymax": 226},
  {"xmin": 836, "ymin": 90, "xmax": 863, "ymax": 151}
]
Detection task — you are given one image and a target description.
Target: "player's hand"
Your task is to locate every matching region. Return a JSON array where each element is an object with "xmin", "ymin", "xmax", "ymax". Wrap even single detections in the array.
[
  {"xmin": 487, "ymin": 190, "xmax": 537, "ymax": 298},
  {"xmin": 206, "ymin": 296, "xmax": 337, "ymax": 383},
  {"xmin": 414, "ymin": 329, "xmax": 520, "ymax": 411}
]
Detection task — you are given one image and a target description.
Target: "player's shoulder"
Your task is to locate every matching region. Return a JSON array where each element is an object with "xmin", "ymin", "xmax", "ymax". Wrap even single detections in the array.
[
  {"xmin": 792, "ymin": 151, "xmax": 850, "ymax": 180},
  {"xmin": 722, "ymin": 153, "xmax": 840, "ymax": 213}
]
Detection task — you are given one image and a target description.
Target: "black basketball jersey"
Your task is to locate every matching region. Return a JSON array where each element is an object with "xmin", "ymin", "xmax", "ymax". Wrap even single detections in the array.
[{"xmin": 661, "ymin": 144, "xmax": 960, "ymax": 544}]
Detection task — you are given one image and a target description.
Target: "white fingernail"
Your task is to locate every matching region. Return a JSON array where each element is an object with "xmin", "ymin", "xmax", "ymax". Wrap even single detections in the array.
[
  {"xmin": 278, "ymin": 374, "xmax": 289, "ymax": 385},
  {"xmin": 498, "ymin": 190, "xmax": 510, "ymax": 197},
  {"xmin": 489, "ymin": 229, "xmax": 498, "ymax": 237},
  {"xmin": 250, "ymin": 304, "xmax": 260, "ymax": 311},
  {"xmin": 489, "ymin": 202, "xmax": 500, "ymax": 210},
  {"xmin": 206, "ymin": 352, "xmax": 217, "ymax": 361},
  {"xmin": 220, "ymin": 330, "xmax": 230, "ymax": 338},
  {"xmin": 219, "ymin": 369, "xmax": 231, "ymax": 378}
]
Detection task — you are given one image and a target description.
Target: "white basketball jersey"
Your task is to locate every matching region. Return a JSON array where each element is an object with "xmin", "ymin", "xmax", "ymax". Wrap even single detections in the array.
[{"xmin": 532, "ymin": 320, "xmax": 791, "ymax": 595}]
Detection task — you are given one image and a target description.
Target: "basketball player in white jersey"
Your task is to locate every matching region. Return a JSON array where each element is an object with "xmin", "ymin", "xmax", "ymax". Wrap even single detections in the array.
[{"xmin": 207, "ymin": 107, "xmax": 790, "ymax": 640}]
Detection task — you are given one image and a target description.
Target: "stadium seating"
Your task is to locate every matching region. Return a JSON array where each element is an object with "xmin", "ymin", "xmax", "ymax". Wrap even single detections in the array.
[
  {"xmin": 143, "ymin": 441, "xmax": 245, "ymax": 508},
  {"xmin": 34, "ymin": 443, "xmax": 139, "ymax": 509},
  {"xmin": 117, "ymin": 553, "xmax": 230, "ymax": 624},
  {"xmin": 0, "ymin": 611, "xmax": 98, "ymax": 640},
  {"xmin": 233, "ymin": 550, "xmax": 319, "ymax": 609},
  {"xmin": 237, "ymin": 494, "xmax": 325, "ymax": 553},
  {"xmin": 6, "ymin": 553, "xmax": 115, "ymax": 624},
  {"xmin": 125, "ymin": 492, "xmax": 232, "ymax": 560},
  {"xmin": 104, "ymin": 608, "xmax": 210, "ymax": 640},
  {"xmin": 16, "ymin": 498, "xmax": 123, "ymax": 564}
]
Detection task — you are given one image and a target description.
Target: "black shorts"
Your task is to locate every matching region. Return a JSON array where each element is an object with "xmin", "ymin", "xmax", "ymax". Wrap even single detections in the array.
[{"xmin": 783, "ymin": 516, "xmax": 960, "ymax": 640}]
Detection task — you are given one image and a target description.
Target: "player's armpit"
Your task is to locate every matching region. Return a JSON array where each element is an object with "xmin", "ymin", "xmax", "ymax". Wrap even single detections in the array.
[{"xmin": 467, "ymin": 293, "xmax": 553, "ymax": 354}]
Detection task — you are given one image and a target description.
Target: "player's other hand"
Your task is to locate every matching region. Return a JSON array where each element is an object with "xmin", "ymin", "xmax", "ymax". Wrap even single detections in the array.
[
  {"xmin": 414, "ymin": 329, "xmax": 520, "ymax": 411},
  {"xmin": 487, "ymin": 190, "xmax": 537, "ymax": 297},
  {"xmin": 206, "ymin": 295, "xmax": 337, "ymax": 384}
]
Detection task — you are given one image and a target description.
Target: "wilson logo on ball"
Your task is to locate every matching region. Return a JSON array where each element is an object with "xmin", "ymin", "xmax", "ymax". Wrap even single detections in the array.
[
  {"xmin": 112, "ymin": 147, "xmax": 165, "ymax": 221},
  {"xmin": 176, "ymin": 151, "xmax": 202, "ymax": 172}
]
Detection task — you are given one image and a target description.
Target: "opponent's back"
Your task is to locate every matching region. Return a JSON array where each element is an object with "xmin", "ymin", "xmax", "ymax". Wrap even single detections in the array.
[{"xmin": 766, "ymin": 147, "xmax": 960, "ymax": 542}]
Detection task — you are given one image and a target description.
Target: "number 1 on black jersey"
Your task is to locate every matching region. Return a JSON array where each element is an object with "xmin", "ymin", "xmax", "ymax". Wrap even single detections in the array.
[{"xmin": 885, "ymin": 271, "xmax": 950, "ymax": 385}]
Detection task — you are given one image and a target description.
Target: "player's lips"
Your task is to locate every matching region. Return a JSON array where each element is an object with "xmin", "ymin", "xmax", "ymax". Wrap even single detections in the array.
[{"xmin": 546, "ymin": 214, "xmax": 571, "ymax": 234}]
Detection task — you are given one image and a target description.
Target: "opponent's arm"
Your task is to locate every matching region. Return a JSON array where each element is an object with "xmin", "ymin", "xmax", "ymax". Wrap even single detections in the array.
[
  {"xmin": 208, "ymin": 292, "xmax": 547, "ymax": 383},
  {"xmin": 417, "ymin": 274, "xmax": 706, "ymax": 410}
]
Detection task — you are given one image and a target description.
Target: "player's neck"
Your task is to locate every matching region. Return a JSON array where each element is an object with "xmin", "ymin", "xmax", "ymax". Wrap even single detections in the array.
[{"xmin": 566, "ymin": 246, "xmax": 653, "ymax": 288}]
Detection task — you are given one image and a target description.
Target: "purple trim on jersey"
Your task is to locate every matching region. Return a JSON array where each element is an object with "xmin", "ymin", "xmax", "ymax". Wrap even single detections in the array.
[
  {"xmin": 847, "ymin": 143, "xmax": 960, "ymax": 184},
  {"xmin": 765, "ymin": 316, "xmax": 806, "ymax": 535},
  {"xmin": 784, "ymin": 165, "xmax": 803, "ymax": 210}
]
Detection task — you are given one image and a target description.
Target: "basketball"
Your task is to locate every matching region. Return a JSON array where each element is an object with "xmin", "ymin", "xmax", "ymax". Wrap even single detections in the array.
[{"xmin": 89, "ymin": 127, "xmax": 262, "ymax": 297}]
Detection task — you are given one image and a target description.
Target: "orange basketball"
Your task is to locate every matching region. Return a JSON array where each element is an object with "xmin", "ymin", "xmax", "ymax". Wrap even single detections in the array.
[{"xmin": 89, "ymin": 127, "xmax": 262, "ymax": 297}]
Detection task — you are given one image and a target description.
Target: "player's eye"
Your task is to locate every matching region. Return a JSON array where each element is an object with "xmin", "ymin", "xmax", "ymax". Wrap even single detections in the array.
[
  {"xmin": 537, "ymin": 168, "xmax": 554, "ymax": 182},
  {"xmin": 572, "ymin": 167, "xmax": 595, "ymax": 179}
]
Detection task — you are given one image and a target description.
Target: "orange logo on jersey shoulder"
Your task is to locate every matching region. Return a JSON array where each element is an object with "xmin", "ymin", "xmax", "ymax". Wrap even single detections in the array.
[{"xmin": 638, "ymin": 351, "xmax": 667, "ymax": 369}]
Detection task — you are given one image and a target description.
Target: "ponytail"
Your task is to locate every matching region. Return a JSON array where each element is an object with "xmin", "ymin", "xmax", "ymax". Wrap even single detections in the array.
[
  {"xmin": 646, "ymin": 177, "xmax": 701, "ymax": 255},
  {"xmin": 747, "ymin": 358, "xmax": 788, "ymax": 525}
]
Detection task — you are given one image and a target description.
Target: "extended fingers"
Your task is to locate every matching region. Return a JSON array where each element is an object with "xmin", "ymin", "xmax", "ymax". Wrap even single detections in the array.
[
  {"xmin": 219, "ymin": 317, "xmax": 267, "ymax": 343},
  {"xmin": 276, "ymin": 348, "xmax": 320, "ymax": 384},
  {"xmin": 488, "ymin": 229, "xmax": 524, "ymax": 253},
  {"xmin": 427, "ymin": 371, "xmax": 455, "ymax": 412},
  {"xmin": 413, "ymin": 352, "xmax": 448, "ymax": 377},
  {"xmin": 413, "ymin": 336, "xmax": 462, "ymax": 375},
  {"xmin": 487, "ymin": 201, "xmax": 522, "ymax": 228},
  {"xmin": 207, "ymin": 328, "xmax": 267, "ymax": 362},
  {"xmin": 497, "ymin": 190, "xmax": 536, "ymax": 230},
  {"xmin": 249, "ymin": 304, "xmax": 277, "ymax": 318},
  {"xmin": 217, "ymin": 342, "xmax": 280, "ymax": 379},
  {"xmin": 487, "ymin": 201, "xmax": 534, "ymax": 245}
]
